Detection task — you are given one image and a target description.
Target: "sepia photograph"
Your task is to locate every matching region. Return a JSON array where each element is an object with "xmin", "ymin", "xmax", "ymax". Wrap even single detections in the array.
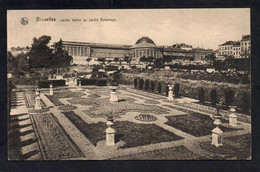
[{"xmin": 7, "ymin": 9, "xmax": 251, "ymax": 160}]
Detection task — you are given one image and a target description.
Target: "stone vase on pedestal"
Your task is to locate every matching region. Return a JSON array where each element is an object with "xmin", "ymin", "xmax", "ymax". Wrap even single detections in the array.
[
  {"xmin": 109, "ymin": 86, "xmax": 118, "ymax": 102},
  {"xmin": 34, "ymin": 90, "xmax": 42, "ymax": 110},
  {"xmin": 211, "ymin": 116, "xmax": 223, "ymax": 147},
  {"xmin": 229, "ymin": 106, "xmax": 237, "ymax": 127},
  {"xmin": 49, "ymin": 84, "xmax": 53, "ymax": 95},
  {"xmin": 105, "ymin": 121, "xmax": 116, "ymax": 146},
  {"xmin": 167, "ymin": 85, "xmax": 174, "ymax": 101},
  {"xmin": 78, "ymin": 81, "xmax": 82, "ymax": 89}
]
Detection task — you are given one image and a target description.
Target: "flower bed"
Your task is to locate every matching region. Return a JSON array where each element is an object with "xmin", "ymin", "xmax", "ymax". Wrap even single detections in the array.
[
  {"xmin": 135, "ymin": 114, "xmax": 157, "ymax": 122},
  {"xmin": 28, "ymin": 108, "xmax": 49, "ymax": 113},
  {"xmin": 63, "ymin": 111, "xmax": 183, "ymax": 148},
  {"xmin": 165, "ymin": 113, "xmax": 241, "ymax": 137},
  {"xmin": 58, "ymin": 104, "xmax": 77, "ymax": 111},
  {"xmin": 87, "ymin": 94, "xmax": 101, "ymax": 98},
  {"xmin": 46, "ymin": 89, "xmax": 85, "ymax": 106},
  {"xmin": 143, "ymin": 100, "xmax": 160, "ymax": 104}
]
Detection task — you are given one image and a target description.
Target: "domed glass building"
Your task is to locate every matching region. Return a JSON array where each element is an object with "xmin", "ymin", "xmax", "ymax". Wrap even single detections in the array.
[{"xmin": 130, "ymin": 37, "xmax": 163, "ymax": 62}]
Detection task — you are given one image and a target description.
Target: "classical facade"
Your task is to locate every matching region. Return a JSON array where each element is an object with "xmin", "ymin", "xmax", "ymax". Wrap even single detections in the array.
[
  {"xmin": 130, "ymin": 37, "xmax": 163, "ymax": 62},
  {"xmin": 61, "ymin": 41, "xmax": 131, "ymax": 65}
]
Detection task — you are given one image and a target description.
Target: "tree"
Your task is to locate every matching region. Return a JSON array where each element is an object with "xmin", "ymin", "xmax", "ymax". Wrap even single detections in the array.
[
  {"xmin": 146, "ymin": 56, "xmax": 155, "ymax": 64},
  {"xmin": 86, "ymin": 57, "xmax": 92, "ymax": 65},
  {"xmin": 52, "ymin": 39, "xmax": 73, "ymax": 67},
  {"xmin": 124, "ymin": 56, "xmax": 131, "ymax": 64},
  {"xmin": 97, "ymin": 57, "xmax": 106, "ymax": 65},
  {"xmin": 154, "ymin": 58, "xmax": 163, "ymax": 68},
  {"xmin": 198, "ymin": 87, "xmax": 205, "ymax": 103},
  {"xmin": 163, "ymin": 56, "xmax": 172, "ymax": 64},
  {"xmin": 113, "ymin": 57, "xmax": 119, "ymax": 63},
  {"xmin": 29, "ymin": 35, "xmax": 53, "ymax": 68},
  {"xmin": 139, "ymin": 56, "xmax": 147, "ymax": 64},
  {"xmin": 7, "ymin": 52, "xmax": 30, "ymax": 75}
]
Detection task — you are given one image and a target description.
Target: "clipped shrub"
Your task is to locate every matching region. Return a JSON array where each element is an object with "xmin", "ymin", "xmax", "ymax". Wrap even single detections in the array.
[
  {"xmin": 78, "ymin": 79, "xmax": 97, "ymax": 85},
  {"xmin": 144, "ymin": 79, "xmax": 149, "ymax": 91},
  {"xmin": 157, "ymin": 82, "xmax": 162, "ymax": 93},
  {"xmin": 96, "ymin": 79, "xmax": 107, "ymax": 86},
  {"xmin": 225, "ymin": 89, "xmax": 235, "ymax": 107},
  {"xmin": 38, "ymin": 80, "xmax": 65, "ymax": 88},
  {"xmin": 198, "ymin": 87, "xmax": 205, "ymax": 103},
  {"xmin": 139, "ymin": 79, "xmax": 144, "ymax": 89},
  {"xmin": 165, "ymin": 83, "xmax": 169, "ymax": 96},
  {"xmin": 174, "ymin": 83, "xmax": 180, "ymax": 97},
  {"xmin": 150, "ymin": 81, "xmax": 155, "ymax": 92},
  {"xmin": 210, "ymin": 89, "xmax": 217, "ymax": 106},
  {"xmin": 134, "ymin": 78, "xmax": 138, "ymax": 89},
  {"xmin": 240, "ymin": 92, "xmax": 250, "ymax": 114}
]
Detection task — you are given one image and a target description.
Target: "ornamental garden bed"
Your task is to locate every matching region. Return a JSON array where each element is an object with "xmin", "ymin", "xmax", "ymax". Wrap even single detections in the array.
[
  {"xmin": 58, "ymin": 104, "xmax": 77, "ymax": 111},
  {"xmin": 111, "ymin": 145, "xmax": 204, "ymax": 160},
  {"xmin": 135, "ymin": 114, "xmax": 157, "ymax": 122},
  {"xmin": 165, "ymin": 113, "xmax": 241, "ymax": 137},
  {"xmin": 24, "ymin": 91, "xmax": 46, "ymax": 108},
  {"xmin": 63, "ymin": 111, "xmax": 183, "ymax": 148},
  {"xmin": 46, "ymin": 90, "xmax": 85, "ymax": 106}
]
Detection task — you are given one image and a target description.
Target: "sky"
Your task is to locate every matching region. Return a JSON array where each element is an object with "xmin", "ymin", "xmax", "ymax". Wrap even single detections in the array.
[{"xmin": 7, "ymin": 9, "xmax": 250, "ymax": 50}]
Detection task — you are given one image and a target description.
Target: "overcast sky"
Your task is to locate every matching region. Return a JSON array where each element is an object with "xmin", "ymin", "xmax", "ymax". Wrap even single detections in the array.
[{"xmin": 7, "ymin": 9, "xmax": 250, "ymax": 50}]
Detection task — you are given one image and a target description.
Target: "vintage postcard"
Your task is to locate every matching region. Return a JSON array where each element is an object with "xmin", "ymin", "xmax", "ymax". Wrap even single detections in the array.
[{"xmin": 7, "ymin": 9, "xmax": 251, "ymax": 160}]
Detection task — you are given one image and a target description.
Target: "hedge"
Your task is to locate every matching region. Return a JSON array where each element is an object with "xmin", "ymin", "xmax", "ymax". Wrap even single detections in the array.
[
  {"xmin": 144, "ymin": 79, "xmax": 149, "ymax": 91},
  {"xmin": 78, "ymin": 79, "xmax": 97, "ymax": 85},
  {"xmin": 38, "ymin": 80, "xmax": 66, "ymax": 88},
  {"xmin": 96, "ymin": 79, "xmax": 107, "ymax": 86},
  {"xmin": 123, "ymin": 73, "xmax": 250, "ymax": 114}
]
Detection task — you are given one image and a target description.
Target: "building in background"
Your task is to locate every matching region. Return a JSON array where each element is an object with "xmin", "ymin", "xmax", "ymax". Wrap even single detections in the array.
[
  {"xmin": 130, "ymin": 37, "xmax": 163, "ymax": 63},
  {"xmin": 218, "ymin": 34, "xmax": 250, "ymax": 59},
  {"xmin": 240, "ymin": 35, "xmax": 251, "ymax": 58},
  {"xmin": 61, "ymin": 41, "xmax": 131, "ymax": 65},
  {"xmin": 233, "ymin": 41, "xmax": 241, "ymax": 58}
]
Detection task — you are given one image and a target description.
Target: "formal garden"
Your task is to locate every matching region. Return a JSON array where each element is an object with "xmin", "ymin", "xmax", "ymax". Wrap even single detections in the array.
[{"xmin": 8, "ymin": 79, "xmax": 251, "ymax": 160}]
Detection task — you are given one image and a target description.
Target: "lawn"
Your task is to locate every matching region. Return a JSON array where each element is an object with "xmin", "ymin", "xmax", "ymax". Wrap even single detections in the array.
[
  {"xmin": 46, "ymin": 90, "xmax": 85, "ymax": 106},
  {"xmin": 63, "ymin": 111, "xmax": 183, "ymax": 148},
  {"xmin": 165, "ymin": 113, "xmax": 240, "ymax": 137}
]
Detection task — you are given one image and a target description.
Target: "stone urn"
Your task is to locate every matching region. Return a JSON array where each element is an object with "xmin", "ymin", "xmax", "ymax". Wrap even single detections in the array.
[
  {"xmin": 105, "ymin": 118, "xmax": 115, "ymax": 146},
  {"xmin": 167, "ymin": 84, "xmax": 174, "ymax": 101},
  {"xmin": 229, "ymin": 106, "xmax": 237, "ymax": 127},
  {"xmin": 109, "ymin": 86, "xmax": 119, "ymax": 102}
]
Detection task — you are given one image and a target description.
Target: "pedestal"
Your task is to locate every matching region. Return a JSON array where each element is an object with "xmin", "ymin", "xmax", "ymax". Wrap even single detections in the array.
[
  {"xmin": 79, "ymin": 81, "xmax": 82, "ymax": 89},
  {"xmin": 168, "ymin": 90, "xmax": 174, "ymax": 101},
  {"xmin": 35, "ymin": 96, "xmax": 42, "ymax": 110},
  {"xmin": 49, "ymin": 84, "xmax": 53, "ymax": 95},
  {"xmin": 109, "ymin": 87, "xmax": 118, "ymax": 102},
  {"xmin": 74, "ymin": 78, "xmax": 78, "ymax": 86},
  {"xmin": 106, "ymin": 127, "xmax": 115, "ymax": 146},
  {"xmin": 229, "ymin": 108, "xmax": 237, "ymax": 127},
  {"xmin": 211, "ymin": 126, "xmax": 223, "ymax": 147}
]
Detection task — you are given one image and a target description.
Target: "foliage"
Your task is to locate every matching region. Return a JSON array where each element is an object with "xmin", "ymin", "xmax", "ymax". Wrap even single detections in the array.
[
  {"xmin": 174, "ymin": 83, "xmax": 180, "ymax": 97},
  {"xmin": 157, "ymin": 82, "xmax": 162, "ymax": 93},
  {"xmin": 210, "ymin": 89, "xmax": 217, "ymax": 106},
  {"xmin": 52, "ymin": 39, "xmax": 73, "ymax": 67},
  {"xmin": 7, "ymin": 52, "xmax": 30, "ymax": 75},
  {"xmin": 154, "ymin": 58, "xmax": 163, "ymax": 68},
  {"xmin": 144, "ymin": 79, "xmax": 149, "ymax": 91},
  {"xmin": 139, "ymin": 79, "xmax": 144, "ymax": 89},
  {"xmin": 28, "ymin": 35, "xmax": 53, "ymax": 68},
  {"xmin": 134, "ymin": 78, "xmax": 138, "ymax": 88},
  {"xmin": 224, "ymin": 89, "xmax": 235, "ymax": 107},
  {"xmin": 198, "ymin": 87, "xmax": 205, "ymax": 103}
]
